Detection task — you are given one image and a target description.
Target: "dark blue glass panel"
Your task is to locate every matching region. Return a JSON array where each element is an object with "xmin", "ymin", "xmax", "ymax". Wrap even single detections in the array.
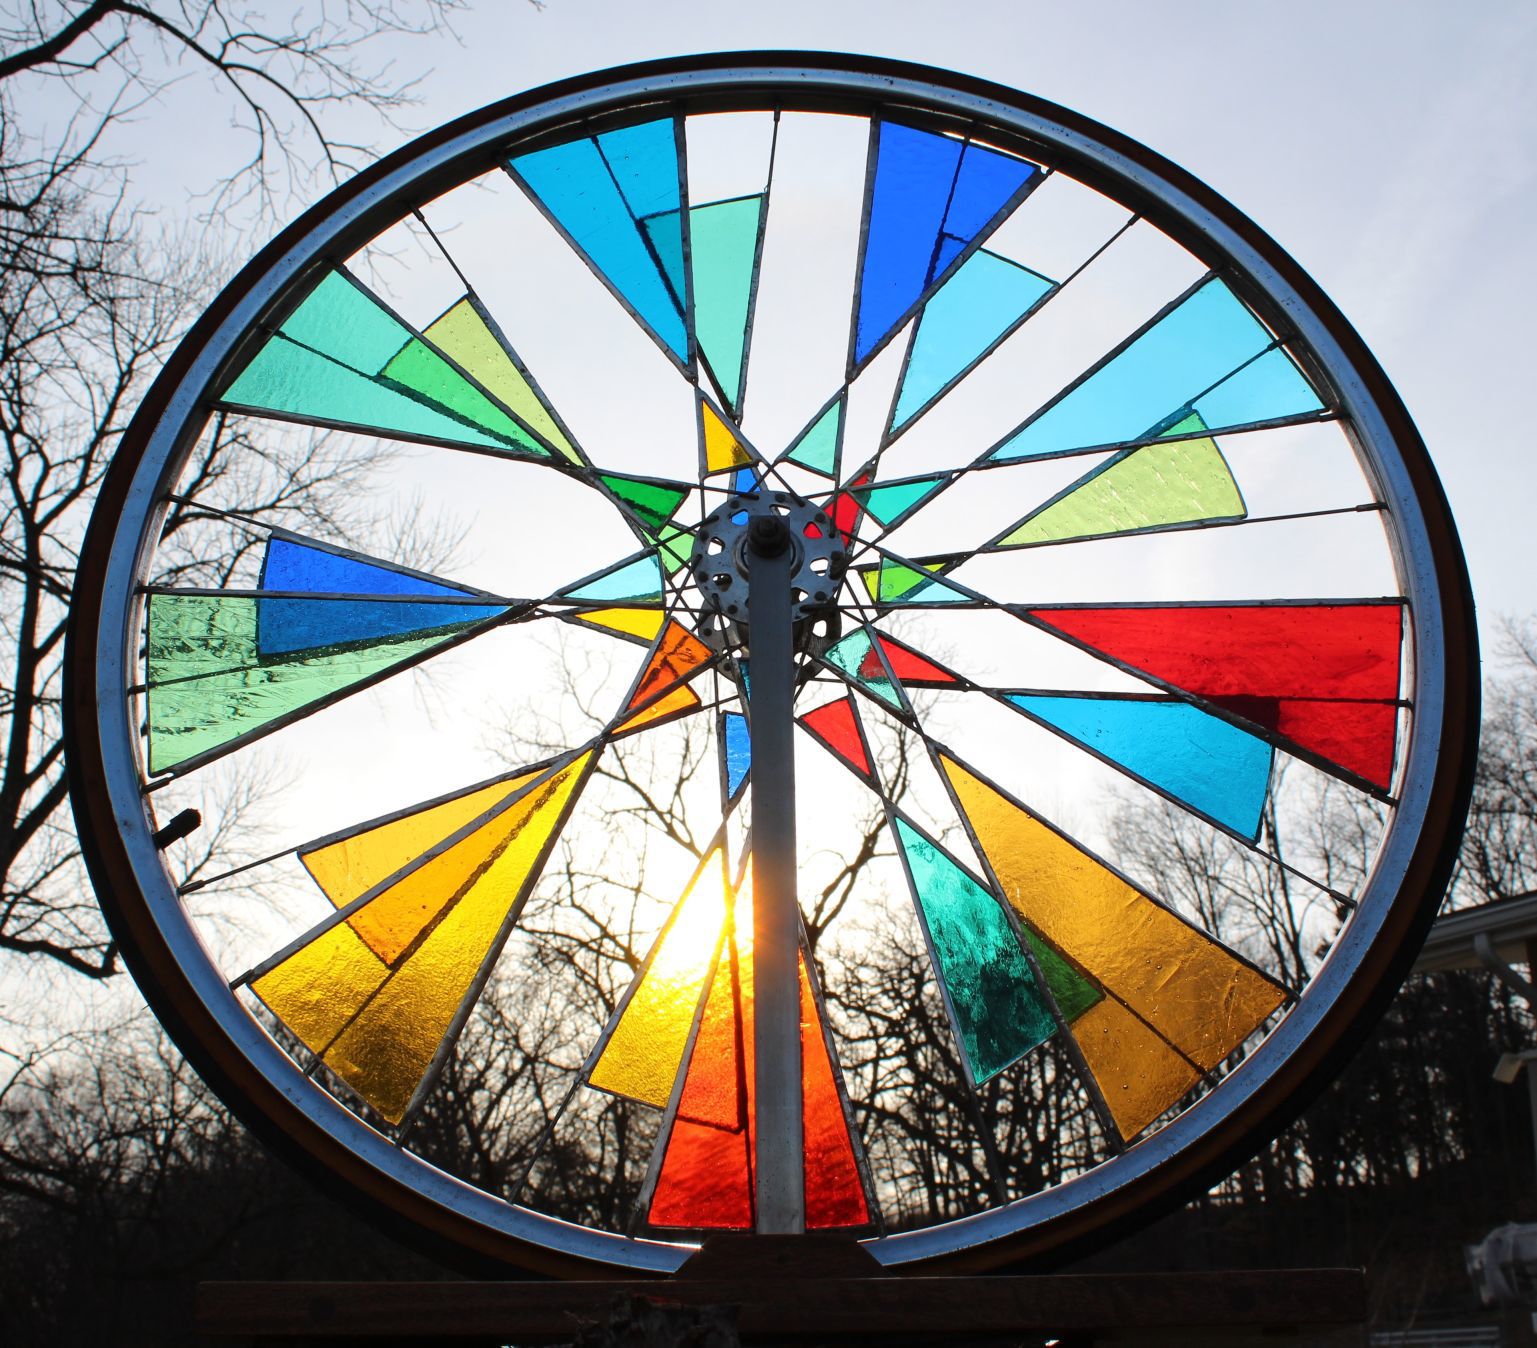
[
  {"xmin": 942, "ymin": 141, "xmax": 1035, "ymax": 242},
  {"xmin": 724, "ymin": 711, "xmax": 751, "ymax": 797},
  {"xmin": 262, "ymin": 538, "xmax": 467, "ymax": 598},
  {"xmin": 932, "ymin": 234, "xmax": 966, "ymax": 275},
  {"xmin": 854, "ymin": 124, "xmax": 962, "ymax": 364}
]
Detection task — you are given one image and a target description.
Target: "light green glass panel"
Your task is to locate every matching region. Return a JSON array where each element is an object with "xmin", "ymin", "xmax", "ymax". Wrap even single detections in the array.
[
  {"xmin": 999, "ymin": 413, "xmax": 1243, "ymax": 547},
  {"xmin": 380, "ymin": 340, "xmax": 546, "ymax": 456},
  {"xmin": 690, "ymin": 196, "xmax": 762, "ymax": 408},
  {"xmin": 145, "ymin": 595, "xmax": 471, "ymax": 773}
]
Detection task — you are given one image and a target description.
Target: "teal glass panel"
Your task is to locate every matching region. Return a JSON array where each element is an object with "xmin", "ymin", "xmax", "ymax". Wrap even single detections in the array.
[
  {"xmin": 1007, "ymin": 694, "xmax": 1273, "ymax": 840},
  {"xmin": 563, "ymin": 553, "xmax": 665, "ymax": 603},
  {"xmin": 598, "ymin": 119, "xmax": 680, "ymax": 218},
  {"xmin": 509, "ymin": 135, "xmax": 686, "ymax": 359},
  {"xmin": 640, "ymin": 211, "xmax": 687, "ymax": 306},
  {"xmin": 991, "ymin": 278, "xmax": 1318, "ymax": 461},
  {"xmin": 851, "ymin": 475, "xmax": 946, "ymax": 527},
  {"xmin": 279, "ymin": 271, "xmax": 409, "ymax": 372},
  {"xmin": 145, "ymin": 595, "xmax": 463, "ymax": 773},
  {"xmin": 824, "ymin": 630, "xmax": 902, "ymax": 709},
  {"xmin": 785, "ymin": 398, "xmax": 843, "ymax": 476},
  {"xmin": 221, "ymin": 337, "xmax": 534, "ymax": 454},
  {"xmin": 1193, "ymin": 346, "xmax": 1324, "ymax": 429},
  {"xmin": 894, "ymin": 818, "xmax": 1055, "ymax": 1082},
  {"xmin": 690, "ymin": 195, "xmax": 763, "ymax": 409},
  {"xmin": 892, "ymin": 250, "xmax": 1052, "ymax": 430}
]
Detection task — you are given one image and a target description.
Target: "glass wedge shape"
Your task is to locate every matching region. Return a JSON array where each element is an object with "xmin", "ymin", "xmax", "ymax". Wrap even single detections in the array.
[
  {"xmin": 784, "ymin": 398, "xmax": 843, "ymax": 476},
  {"xmin": 722, "ymin": 711, "xmax": 751, "ymax": 798},
  {"xmin": 560, "ymin": 553, "xmax": 665, "ymax": 604},
  {"xmin": 614, "ymin": 620, "xmax": 713, "ymax": 734},
  {"xmin": 701, "ymin": 400, "xmax": 752, "ymax": 474},
  {"xmin": 857, "ymin": 557, "xmax": 969, "ymax": 605},
  {"xmin": 1008, "ymin": 695, "xmax": 1274, "ymax": 840},
  {"xmin": 992, "ymin": 277, "xmax": 1323, "ymax": 461},
  {"xmin": 893, "ymin": 818, "xmax": 1058, "ymax": 1083},
  {"xmin": 892, "ymin": 249, "xmax": 1053, "ymax": 431},
  {"xmin": 999, "ymin": 413, "xmax": 1246, "ymax": 548},
  {"xmin": 598, "ymin": 473, "xmax": 690, "ymax": 533},
  {"xmin": 220, "ymin": 270, "xmax": 549, "ymax": 458},
  {"xmin": 251, "ymin": 752, "xmax": 592, "ymax": 1124},
  {"xmin": 798, "ymin": 698, "xmax": 874, "ymax": 780},
  {"xmin": 850, "ymin": 474, "xmax": 948, "ymax": 527},
  {"xmin": 508, "ymin": 120, "xmax": 687, "ymax": 360},
  {"xmin": 569, "ymin": 606, "xmax": 667, "ymax": 643},
  {"xmin": 689, "ymin": 195, "xmax": 763, "ymax": 411},
  {"xmin": 823, "ymin": 629, "xmax": 902, "ymax": 710},
  {"xmin": 1025, "ymin": 602, "xmax": 1404, "ymax": 786}
]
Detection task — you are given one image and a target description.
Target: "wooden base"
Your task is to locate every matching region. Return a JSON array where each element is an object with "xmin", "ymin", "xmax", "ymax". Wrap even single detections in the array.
[{"xmin": 197, "ymin": 1266, "xmax": 1366, "ymax": 1345}]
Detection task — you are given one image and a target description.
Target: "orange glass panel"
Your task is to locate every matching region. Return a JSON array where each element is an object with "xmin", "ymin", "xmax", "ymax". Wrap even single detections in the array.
[
  {"xmin": 613, "ymin": 619, "xmax": 712, "ymax": 733},
  {"xmin": 940, "ymin": 753, "xmax": 1283, "ymax": 1071},
  {"xmin": 1071, "ymin": 998, "xmax": 1201, "ymax": 1140},
  {"xmin": 253, "ymin": 752, "xmax": 592, "ymax": 1123}
]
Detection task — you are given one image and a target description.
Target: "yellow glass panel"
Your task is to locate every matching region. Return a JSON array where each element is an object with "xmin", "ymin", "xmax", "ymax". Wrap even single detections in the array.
[
  {"xmin": 1071, "ymin": 997, "xmax": 1201, "ymax": 1140},
  {"xmin": 940, "ymin": 754, "xmax": 1284, "ymax": 1070},
  {"xmin": 614, "ymin": 680, "xmax": 701, "ymax": 734},
  {"xmin": 702, "ymin": 401, "xmax": 751, "ymax": 473},
  {"xmin": 301, "ymin": 770, "xmax": 544, "ymax": 958},
  {"xmin": 588, "ymin": 853, "xmax": 731, "ymax": 1107},
  {"xmin": 254, "ymin": 751, "xmax": 592, "ymax": 1123},
  {"xmin": 572, "ymin": 606, "xmax": 667, "ymax": 642},
  {"xmin": 423, "ymin": 298, "xmax": 579, "ymax": 461}
]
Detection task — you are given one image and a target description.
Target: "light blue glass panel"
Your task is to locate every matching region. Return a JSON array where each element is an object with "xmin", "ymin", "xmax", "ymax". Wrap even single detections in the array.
[
  {"xmin": 510, "ymin": 136, "xmax": 686, "ymax": 359},
  {"xmin": 563, "ymin": 553, "xmax": 665, "ymax": 603},
  {"xmin": 825, "ymin": 630, "xmax": 902, "ymax": 709},
  {"xmin": 723, "ymin": 712, "xmax": 751, "ymax": 797},
  {"xmin": 991, "ymin": 279, "xmax": 1314, "ymax": 461},
  {"xmin": 1194, "ymin": 346, "xmax": 1324, "ymax": 429},
  {"xmin": 895, "ymin": 818, "xmax": 1055, "ymax": 1082},
  {"xmin": 1007, "ymin": 694, "xmax": 1273, "ymax": 840},
  {"xmin": 893, "ymin": 251, "xmax": 1052, "ymax": 430},
  {"xmin": 598, "ymin": 119, "xmax": 680, "ymax": 219}
]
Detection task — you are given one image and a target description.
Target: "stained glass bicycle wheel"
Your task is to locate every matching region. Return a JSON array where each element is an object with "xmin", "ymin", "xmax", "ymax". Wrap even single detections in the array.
[{"xmin": 66, "ymin": 54, "xmax": 1476, "ymax": 1276}]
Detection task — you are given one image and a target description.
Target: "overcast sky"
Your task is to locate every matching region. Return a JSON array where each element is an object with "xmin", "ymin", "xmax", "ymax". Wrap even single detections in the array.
[{"xmin": 355, "ymin": 0, "xmax": 1531, "ymax": 659}]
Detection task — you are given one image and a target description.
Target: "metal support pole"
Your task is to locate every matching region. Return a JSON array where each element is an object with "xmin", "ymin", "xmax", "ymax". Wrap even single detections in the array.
[{"xmin": 747, "ymin": 515, "xmax": 804, "ymax": 1235}]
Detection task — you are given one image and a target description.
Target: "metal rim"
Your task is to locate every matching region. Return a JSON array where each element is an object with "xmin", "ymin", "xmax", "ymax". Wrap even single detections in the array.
[{"xmin": 64, "ymin": 52, "xmax": 1479, "ymax": 1276}]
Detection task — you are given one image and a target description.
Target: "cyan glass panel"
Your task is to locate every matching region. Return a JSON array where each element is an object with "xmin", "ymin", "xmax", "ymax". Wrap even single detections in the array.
[
  {"xmin": 1194, "ymin": 346, "xmax": 1324, "ymax": 429},
  {"xmin": 564, "ymin": 553, "xmax": 665, "ymax": 603},
  {"xmin": 723, "ymin": 712, "xmax": 751, "ymax": 797},
  {"xmin": 598, "ymin": 119, "xmax": 681, "ymax": 218}
]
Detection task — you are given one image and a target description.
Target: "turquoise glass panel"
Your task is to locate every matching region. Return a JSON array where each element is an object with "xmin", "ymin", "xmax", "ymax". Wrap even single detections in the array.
[
  {"xmin": 510, "ymin": 134, "xmax": 686, "ymax": 359},
  {"xmin": 785, "ymin": 399, "xmax": 842, "ymax": 476},
  {"xmin": 563, "ymin": 553, "xmax": 665, "ymax": 603},
  {"xmin": 892, "ymin": 250, "xmax": 1053, "ymax": 430},
  {"xmin": 991, "ymin": 278, "xmax": 1320, "ymax": 461},
  {"xmin": 1008, "ymin": 694, "xmax": 1273, "ymax": 840},
  {"xmin": 894, "ymin": 818, "xmax": 1055, "ymax": 1082},
  {"xmin": 690, "ymin": 195, "xmax": 762, "ymax": 408},
  {"xmin": 279, "ymin": 271, "xmax": 408, "ymax": 372},
  {"xmin": 852, "ymin": 476, "xmax": 946, "ymax": 527},
  {"xmin": 258, "ymin": 539, "xmax": 499, "ymax": 656},
  {"xmin": 824, "ymin": 630, "xmax": 902, "ymax": 709},
  {"xmin": 723, "ymin": 712, "xmax": 751, "ymax": 797},
  {"xmin": 221, "ymin": 337, "xmax": 529, "ymax": 454},
  {"xmin": 1194, "ymin": 346, "xmax": 1324, "ymax": 429}
]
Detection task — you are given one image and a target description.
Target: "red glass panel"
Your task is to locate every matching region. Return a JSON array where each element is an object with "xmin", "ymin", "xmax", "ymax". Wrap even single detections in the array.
[
  {"xmin": 828, "ymin": 472, "xmax": 871, "ymax": 545},
  {"xmin": 1026, "ymin": 603, "xmax": 1403, "ymax": 785},
  {"xmin": 860, "ymin": 633, "xmax": 957, "ymax": 687},
  {"xmin": 799, "ymin": 698, "xmax": 874, "ymax": 779},
  {"xmin": 800, "ymin": 959, "xmax": 870, "ymax": 1228}
]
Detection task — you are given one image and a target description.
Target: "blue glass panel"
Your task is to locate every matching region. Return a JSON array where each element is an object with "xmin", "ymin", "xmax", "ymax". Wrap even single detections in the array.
[
  {"xmin": 563, "ymin": 553, "xmax": 665, "ymax": 603},
  {"xmin": 992, "ymin": 279, "xmax": 1318, "ymax": 461},
  {"xmin": 854, "ymin": 124, "xmax": 962, "ymax": 364},
  {"xmin": 1193, "ymin": 346, "xmax": 1325, "ymax": 429},
  {"xmin": 933, "ymin": 234, "xmax": 966, "ymax": 274},
  {"xmin": 1007, "ymin": 694, "xmax": 1273, "ymax": 840},
  {"xmin": 723, "ymin": 712, "xmax": 751, "ymax": 797},
  {"xmin": 256, "ymin": 539, "xmax": 500, "ymax": 656},
  {"xmin": 894, "ymin": 818, "xmax": 1055, "ymax": 1082},
  {"xmin": 944, "ymin": 141, "xmax": 1036, "ymax": 240},
  {"xmin": 598, "ymin": 119, "xmax": 680, "ymax": 218},
  {"xmin": 640, "ymin": 210, "xmax": 687, "ymax": 306},
  {"xmin": 510, "ymin": 136, "xmax": 686, "ymax": 359},
  {"xmin": 732, "ymin": 466, "xmax": 760, "ymax": 495},
  {"xmin": 893, "ymin": 251, "xmax": 1053, "ymax": 430}
]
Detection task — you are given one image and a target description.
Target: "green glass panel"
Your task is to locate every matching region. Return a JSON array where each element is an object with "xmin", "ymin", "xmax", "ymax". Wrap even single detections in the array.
[
  {"xmin": 851, "ymin": 475, "xmax": 946, "ymax": 526},
  {"xmin": 999, "ymin": 413, "xmax": 1243, "ymax": 547},
  {"xmin": 381, "ymin": 340, "xmax": 546, "ymax": 455},
  {"xmin": 785, "ymin": 399, "xmax": 842, "ymax": 476},
  {"xmin": 824, "ymin": 629, "xmax": 902, "ymax": 709},
  {"xmin": 222, "ymin": 338, "xmax": 530, "ymax": 454},
  {"xmin": 1022, "ymin": 929, "xmax": 1101, "ymax": 1023},
  {"xmin": 599, "ymin": 474, "xmax": 688, "ymax": 532},
  {"xmin": 145, "ymin": 595, "xmax": 469, "ymax": 773},
  {"xmin": 857, "ymin": 557, "xmax": 967, "ymax": 605},
  {"xmin": 656, "ymin": 524, "xmax": 694, "ymax": 573},
  {"xmin": 894, "ymin": 818, "xmax": 1056, "ymax": 1082},
  {"xmin": 689, "ymin": 195, "xmax": 762, "ymax": 409}
]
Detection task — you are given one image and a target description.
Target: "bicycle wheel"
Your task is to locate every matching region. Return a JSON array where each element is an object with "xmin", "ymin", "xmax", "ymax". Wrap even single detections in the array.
[{"xmin": 66, "ymin": 53, "xmax": 1477, "ymax": 1276}]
